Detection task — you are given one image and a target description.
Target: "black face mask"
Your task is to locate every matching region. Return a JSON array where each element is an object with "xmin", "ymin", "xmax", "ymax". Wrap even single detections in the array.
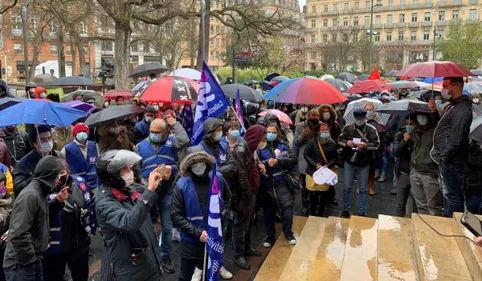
[
  {"xmin": 56, "ymin": 175, "xmax": 68, "ymax": 188},
  {"xmin": 308, "ymin": 119, "xmax": 319, "ymax": 126}
]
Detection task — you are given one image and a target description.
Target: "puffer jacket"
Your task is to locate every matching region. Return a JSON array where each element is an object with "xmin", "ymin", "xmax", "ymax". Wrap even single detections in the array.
[
  {"xmin": 464, "ymin": 142, "xmax": 482, "ymax": 195},
  {"xmin": 393, "ymin": 128, "xmax": 414, "ymax": 175},
  {"xmin": 304, "ymin": 138, "xmax": 338, "ymax": 176},
  {"xmin": 431, "ymin": 95, "xmax": 473, "ymax": 165}
]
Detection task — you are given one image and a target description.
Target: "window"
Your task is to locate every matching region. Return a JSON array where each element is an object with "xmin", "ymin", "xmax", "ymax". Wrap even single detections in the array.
[
  {"xmin": 426, "ymin": 0, "xmax": 431, "ymax": 4},
  {"xmin": 386, "ymin": 32, "xmax": 392, "ymax": 41},
  {"xmin": 412, "ymin": 13, "xmax": 418, "ymax": 22},
  {"xmin": 343, "ymin": 17, "xmax": 348, "ymax": 26},
  {"xmin": 375, "ymin": 33, "xmax": 380, "ymax": 41},
  {"xmin": 365, "ymin": 1, "xmax": 370, "ymax": 9},
  {"xmin": 401, "ymin": 0, "xmax": 406, "ymax": 6},
  {"xmin": 354, "ymin": 32, "xmax": 359, "ymax": 42},
  {"xmin": 343, "ymin": 33, "xmax": 348, "ymax": 42},
  {"xmin": 333, "ymin": 4, "xmax": 338, "ymax": 12},
  {"xmin": 323, "ymin": 33, "xmax": 327, "ymax": 43},
  {"xmin": 469, "ymin": 9, "xmax": 477, "ymax": 20},
  {"xmin": 410, "ymin": 31, "xmax": 417, "ymax": 41},
  {"xmin": 344, "ymin": 3, "xmax": 348, "ymax": 12},
  {"xmin": 311, "ymin": 19, "xmax": 316, "ymax": 28},
  {"xmin": 323, "ymin": 19, "xmax": 328, "ymax": 27},
  {"xmin": 131, "ymin": 43, "xmax": 138, "ymax": 52},
  {"xmin": 376, "ymin": 0, "xmax": 381, "ymax": 5},
  {"xmin": 79, "ymin": 21, "xmax": 87, "ymax": 34},
  {"xmin": 376, "ymin": 15, "xmax": 381, "ymax": 25},
  {"xmin": 324, "ymin": 5, "xmax": 328, "ymax": 12},
  {"xmin": 399, "ymin": 14, "xmax": 405, "ymax": 23},
  {"xmin": 311, "ymin": 34, "xmax": 315, "ymax": 43},
  {"xmin": 50, "ymin": 44, "xmax": 57, "ymax": 55},
  {"xmin": 101, "ymin": 41, "xmax": 113, "ymax": 51},
  {"xmin": 365, "ymin": 16, "xmax": 370, "ymax": 26},
  {"xmin": 452, "ymin": 10, "xmax": 459, "ymax": 19},
  {"xmin": 423, "ymin": 30, "xmax": 430, "ymax": 40},
  {"xmin": 332, "ymin": 34, "xmax": 337, "ymax": 42},
  {"xmin": 30, "ymin": 15, "xmax": 39, "ymax": 30},
  {"xmin": 311, "ymin": 6, "xmax": 316, "ymax": 13},
  {"xmin": 413, "ymin": 0, "xmax": 418, "ymax": 6},
  {"xmin": 424, "ymin": 12, "xmax": 431, "ymax": 22},
  {"xmin": 333, "ymin": 18, "xmax": 338, "ymax": 26},
  {"xmin": 438, "ymin": 30, "xmax": 445, "ymax": 38},
  {"xmin": 389, "ymin": 0, "xmax": 393, "ymax": 7},
  {"xmin": 66, "ymin": 45, "xmax": 72, "ymax": 55},
  {"xmin": 143, "ymin": 43, "xmax": 150, "ymax": 53},
  {"xmin": 398, "ymin": 31, "xmax": 404, "ymax": 40},
  {"xmin": 354, "ymin": 2, "xmax": 359, "ymax": 11},
  {"xmin": 439, "ymin": 11, "xmax": 445, "ymax": 21},
  {"xmin": 354, "ymin": 17, "xmax": 359, "ymax": 26},
  {"xmin": 387, "ymin": 14, "xmax": 393, "ymax": 24},
  {"xmin": 13, "ymin": 43, "xmax": 22, "ymax": 54},
  {"xmin": 11, "ymin": 15, "xmax": 22, "ymax": 30}
]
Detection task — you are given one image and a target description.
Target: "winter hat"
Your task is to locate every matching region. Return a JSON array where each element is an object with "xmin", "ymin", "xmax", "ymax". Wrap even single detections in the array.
[
  {"xmin": 72, "ymin": 123, "xmax": 90, "ymax": 137},
  {"xmin": 146, "ymin": 106, "xmax": 157, "ymax": 114},
  {"xmin": 179, "ymin": 151, "xmax": 215, "ymax": 177},
  {"xmin": 83, "ymin": 95, "xmax": 96, "ymax": 103},
  {"xmin": 244, "ymin": 124, "xmax": 266, "ymax": 152}
]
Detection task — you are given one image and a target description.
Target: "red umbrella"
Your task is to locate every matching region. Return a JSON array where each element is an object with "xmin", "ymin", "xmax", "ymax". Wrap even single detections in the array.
[
  {"xmin": 258, "ymin": 109, "xmax": 293, "ymax": 125},
  {"xmin": 104, "ymin": 90, "xmax": 134, "ymax": 99},
  {"xmin": 396, "ymin": 61, "xmax": 475, "ymax": 78},
  {"xmin": 136, "ymin": 76, "xmax": 199, "ymax": 104},
  {"xmin": 348, "ymin": 80, "xmax": 391, "ymax": 94}
]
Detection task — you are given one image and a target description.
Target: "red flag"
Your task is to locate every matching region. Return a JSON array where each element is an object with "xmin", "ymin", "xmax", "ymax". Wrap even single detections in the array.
[{"xmin": 368, "ymin": 68, "xmax": 381, "ymax": 80}]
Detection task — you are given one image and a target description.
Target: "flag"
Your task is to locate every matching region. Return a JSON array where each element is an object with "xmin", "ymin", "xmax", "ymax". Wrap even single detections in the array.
[
  {"xmin": 192, "ymin": 62, "xmax": 230, "ymax": 145},
  {"xmin": 180, "ymin": 104, "xmax": 193, "ymax": 139},
  {"xmin": 235, "ymin": 89, "xmax": 245, "ymax": 128},
  {"xmin": 368, "ymin": 68, "xmax": 381, "ymax": 80},
  {"xmin": 205, "ymin": 164, "xmax": 224, "ymax": 281}
]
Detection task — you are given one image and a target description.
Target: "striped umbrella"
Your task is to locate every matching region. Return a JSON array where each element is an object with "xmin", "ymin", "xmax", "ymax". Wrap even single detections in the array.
[
  {"xmin": 135, "ymin": 76, "xmax": 199, "ymax": 104},
  {"xmin": 264, "ymin": 78, "xmax": 347, "ymax": 105}
]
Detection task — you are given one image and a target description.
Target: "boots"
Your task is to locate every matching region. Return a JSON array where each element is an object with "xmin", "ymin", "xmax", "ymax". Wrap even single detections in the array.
[
  {"xmin": 378, "ymin": 172, "xmax": 387, "ymax": 182},
  {"xmin": 368, "ymin": 185, "xmax": 376, "ymax": 196}
]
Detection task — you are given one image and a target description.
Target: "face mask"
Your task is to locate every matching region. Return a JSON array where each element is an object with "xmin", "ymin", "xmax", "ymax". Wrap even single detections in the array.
[
  {"xmin": 355, "ymin": 119, "xmax": 366, "ymax": 126},
  {"xmin": 301, "ymin": 106, "xmax": 309, "ymax": 113},
  {"xmin": 417, "ymin": 115, "xmax": 428, "ymax": 126},
  {"xmin": 267, "ymin": 133, "xmax": 277, "ymax": 142},
  {"xmin": 76, "ymin": 132, "xmax": 88, "ymax": 142},
  {"xmin": 108, "ymin": 127, "xmax": 120, "ymax": 134},
  {"xmin": 258, "ymin": 141, "xmax": 267, "ymax": 150},
  {"xmin": 435, "ymin": 99, "xmax": 443, "ymax": 106},
  {"xmin": 229, "ymin": 130, "xmax": 240, "ymax": 139},
  {"xmin": 473, "ymin": 98, "xmax": 479, "ymax": 104},
  {"xmin": 149, "ymin": 133, "xmax": 162, "ymax": 143},
  {"xmin": 40, "ymin": 93, "xmax": 47, "ymax": 99},
  {"xmin": 191, "ymin": 162, "xmax": 207, "ymax": 176},
  {"xmin": 40, "ymin": 141, "xmax": 53, "ymax": 153},
  {"xmin": 104, "ymin": 102, "xmax": 109, "ymax": 107},
  {"xmin": 322, "ymin": 112, "xmax": 331, "ymax": 121},
  {"xmin": 441, "ymin": 89, "xmax": 451, "ymax": 100},
  {"xmin": 153, "ymin": 105, "xmax": 159, "ymax": 111},
  {"xmin": 406, "ymin": 125, "xmax": 415, "ymax": 133},
  {"xmin": 121, "ymin": 171, "xmax": 134, "ymax": 188},
  {"xmin": 339, "ymin": 103, "xmax": 346, "ymax": 110},
  {"xmin": 308, "ymin": 119, "xmax": 318, "ymax": 125},
  {"xmin": 213, "ymin": 131, "xmax": 223, "ymax": 142},
  {"xmin": 145, "ymin": 117, "xmax": 152, "ymax": 123},
  {"xmin": 366, "ymin": 111, "xmax": 374, "ymax": 116},
  {"xmin": 0, "ymin": 185, "xmax": 6, "ymax": 198},
  {"xmin": 320, "ymin": 133, "xmax": 330, "ymax": 139},
  {"xmin": 56, "ymin": 175, "xmax": 68, "ymax": 188}
]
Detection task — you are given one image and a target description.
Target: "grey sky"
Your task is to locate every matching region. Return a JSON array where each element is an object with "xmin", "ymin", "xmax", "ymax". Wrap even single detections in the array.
[{"xmin": 299, "ymin": 0, "xmax": 306, "ymax": 10}]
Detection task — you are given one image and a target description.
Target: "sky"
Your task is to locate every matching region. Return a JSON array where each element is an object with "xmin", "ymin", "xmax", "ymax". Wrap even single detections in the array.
[{"xmin": 299, "ymin": 0, "xmax": 306, "ymax": 10}]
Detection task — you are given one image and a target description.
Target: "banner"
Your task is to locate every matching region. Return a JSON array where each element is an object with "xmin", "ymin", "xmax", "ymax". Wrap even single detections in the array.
[{"xmin": 235, "ymin": 89, "xmax": 245, "ymax": 128}]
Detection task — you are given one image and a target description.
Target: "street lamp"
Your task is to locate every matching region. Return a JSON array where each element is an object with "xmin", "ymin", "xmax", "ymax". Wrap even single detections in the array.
[
  {"xmin": 20, "ymin": 4, "xmax": 29, "ymax": 83},
  {"xmin": 432, "ymin": 27, "xmax": 437, "ymax": 60},
  {"xmin": 368, "ymin": 0, "xmax": 382, "ymax": 73}
]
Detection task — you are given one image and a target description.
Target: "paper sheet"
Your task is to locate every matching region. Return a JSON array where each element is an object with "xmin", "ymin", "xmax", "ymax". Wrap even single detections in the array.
[{"xmin": 313, "ymin": 167, "xmax": 338, "ymax": 185}]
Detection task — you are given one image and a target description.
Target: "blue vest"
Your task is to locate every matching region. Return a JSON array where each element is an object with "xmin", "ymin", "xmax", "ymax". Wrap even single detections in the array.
[
  {"xmin": 201, "ymin": 142, "xmax": 229, "ymax": 167},
  {"xmin": 177, "ymin": 172, "xmax": 224, "ymax": 243},
  {"xmin": 258, "ymin": 142, "xmax": 290, "ymax": 182},
  {"xmin": 135, "ymin": 120, "xmax": 150, "ymax": 138},
  {"xmin": 65, "ymin": 141, "xmax": 98, "ymax": 189},
  {"xmin": 138, "ymin": 137, "xmax": 178, "ymax": 179},
  {"xmin": 0, "ymin": 163, "xmax": 7, "ymax": 174}
]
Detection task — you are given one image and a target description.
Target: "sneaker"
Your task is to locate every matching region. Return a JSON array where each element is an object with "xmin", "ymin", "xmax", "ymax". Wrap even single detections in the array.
[
  {"xmin": 245, "ymin": 247, "xmax": 261, "ymax": 256},
  {"xmin": 374, "ymin": 169, "xmax": 380, "ymax": 180},
  {"xmin": 341, "ymin": 211, "xmax": 350, "ymax": 218},
  {"xmin": 263, "ymin": 237, "xmax": 275, "ymax": 248},
  {"xmin": 235, "ymin": 257, "xmax": 251, "ymax": 270},
  {"xmin": 219, "ymin": 266, "xmax": 233, "ymax": 279},
  {"xmin": 191, "ymin": 267, "xmax": 203, "ymax": 281},
  {"xmin": 161, "ymin": 258, "xmax": 175, "ymax": 274},
  {"xmin": 285, "ymin": 234, "xmax": 297, "ymax": 245},
  {"xmin": 329, "ymin": 197, "xmax": 339, "ymax": 206},
  {"xmin": 390, "ymin": 188, "xmax": 397, "ymax": 195},
  {"xmin": 378, "ymin": 173, "xmax": 387, "ymax": 182}
]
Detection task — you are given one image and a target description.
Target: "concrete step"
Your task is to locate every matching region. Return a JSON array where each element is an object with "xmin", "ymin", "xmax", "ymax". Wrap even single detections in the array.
[
  {"xmin": 278, "ymin": 216, "xmax": 328, "ymax": 281},
  {"xmin": 377, "ymin": 215, "xmax": 418, "ymax": 281},
  {"xmin": 254, "ymin": 215, "xmax": 308, "ymax": 281},
  {"xmin": 452, "ymin": 212, "xmax": 482, "ymax": 281},
  {"xmin": 339, "ymin": 216, "xmax": 379, "ymax": 281},
  {"xmin": 411, "ymin": 214, "xmax": 473, "ymax": 281}
]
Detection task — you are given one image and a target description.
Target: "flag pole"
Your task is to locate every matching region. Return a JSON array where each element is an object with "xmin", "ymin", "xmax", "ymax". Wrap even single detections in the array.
[{"xmin": 203, "ymin": 246, "xmax": 208, "ymax": 281}]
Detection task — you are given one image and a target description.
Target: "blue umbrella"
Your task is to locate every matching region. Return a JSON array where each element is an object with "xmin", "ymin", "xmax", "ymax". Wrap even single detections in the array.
[
  {"xmin": 464, "ymin": 82, "xmax": 482, "ymax": 92},
  {"xmin": 132, "ymin": 80, "xmax": 152, "ymax": 92},
  {"xmin": 0, "ymin": 97, "xmax": 26, "ymax": 110},
  {"xmin": 0, "ymin": 100, "xmax": 88, "ymax": 127},
  {"xmin": 422, "ymin": 77, "xmax": 443, "ymax": 83}
]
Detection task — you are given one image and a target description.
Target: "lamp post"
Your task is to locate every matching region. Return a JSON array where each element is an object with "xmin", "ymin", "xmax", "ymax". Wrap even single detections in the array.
[
  {"xmin": 20, "ymin": 3, "xmax": 29, "ymax": 83},
  {"xmin": 368, "ymin": 0, "xmax": 382, "ymax": 73},
  {"xmin": 432, "ymin": 26, "xmax": 437, "ymax": 60}
]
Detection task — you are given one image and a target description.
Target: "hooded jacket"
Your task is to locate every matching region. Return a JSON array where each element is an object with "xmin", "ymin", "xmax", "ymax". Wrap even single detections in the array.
[
  {"xmin": 0, "ymin": 79, "xmax": 13, "ymax": 98},
  {"xmin": 2, "ymin": 127, "xmax": 30, "ymax": 165},
  {"xmin": 4, "ymin": 156, "xmax": 64, "ymax": 268},
  {"xmin": 318, "ymin": 104, "xmax": 342, "ymax": 140}
]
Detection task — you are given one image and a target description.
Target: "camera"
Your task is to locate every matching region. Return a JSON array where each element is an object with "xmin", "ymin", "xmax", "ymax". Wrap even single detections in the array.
[{"xmin": 350, "ymin": 147, "xmax": 359, "ymax": 163}]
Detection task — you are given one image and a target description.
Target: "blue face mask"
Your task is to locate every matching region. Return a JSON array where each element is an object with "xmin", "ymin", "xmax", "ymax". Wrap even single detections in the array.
[
  {"xmin": 267, "ymin": 132, "xmax": 277, "ymax": 142},
  {"xmin": 406, "ymin": 125, "xmax": 415, "ymax": 133},
  {"xmin": 145, "ymin": 117, "xmax": 152, "ymax": 123},
  {"xmin": 229, "ymin": 130, "xmax": 240, "ymax": 139},
  {"xmin": 40, "ymin": 93, "xmax": 47, "ymax": 99},
  {"xmin": 320, "ymin": 133, "xmax": 330, "ymax": 139},
  {"xmin": 149, "ymin": 133, "xmax": 163, "ymax": 143},
  {"xmin": 75, "ymin": 132, "xmax": 88, "ymax": 142},
  {"xmin": 366, "ymin": 111, "xmax": 374, "ymax": 116},
  {"xmin": 435, "ymin": 99, "xmax": 443, "ymax": 106}
]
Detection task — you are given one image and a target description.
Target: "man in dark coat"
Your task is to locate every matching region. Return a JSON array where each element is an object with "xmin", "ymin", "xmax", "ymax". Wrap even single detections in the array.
[
  {"xmin": 3, "ymin": 156, "xmax": 68, "ymax": 281},
  {"xmin": 2, "ymin": 126, "xmax": 31, "ymax": 167}
]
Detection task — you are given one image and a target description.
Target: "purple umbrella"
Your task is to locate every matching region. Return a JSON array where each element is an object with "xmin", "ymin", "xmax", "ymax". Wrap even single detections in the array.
[{"xmin": 63, "ymin": 100, "xmax": 96, "ymax": 113}]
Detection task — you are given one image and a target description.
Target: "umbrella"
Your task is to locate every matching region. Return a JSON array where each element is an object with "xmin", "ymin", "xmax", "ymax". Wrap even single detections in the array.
[
  {"xmin": 258, "ymin": 109, "xmax": 293, "ymax": 125},
  {"xmin": 85, "ymin": 104, "xmax": 144, "ymax": 127},
  {"xmin": 259, "ymin": 81, "xmax": 274, "ymax": 90},
  {"xmin": 132, "ymin": 80, "xmax": 152, "ymax": 93},
  {"xmin": 168, "ymin": 68, "xmax": 202, "ymax": 80},
  {"xmin": 243, "ymin": 80, "xmax": 258, "ymax": 86},
  {"xmin": 414, "ymin": 81, "xmax": 432, "ymax": 88},
  {"xmin": 220, "ymin": 84, "xmax": 264, "ymax": 101},
  {"xmin": 270, "ymin": 76, "xmax": 289, "ymax": 86},
  {"xmin": 336, "ymin": 72, "xmax": 358, "ymax": 83},
  {"xmin": 320, "ymin": 74, "xmax": 335, "ymax": 80},
  {"xmin": 323, "ymin": 78, "xmax": 352, "ymax": 92},
  {"xmin": 348, "ymin": 80, "xmax": 391, "ymax": 94},
  {"xmin": 0, "ymin": 99, "xmax": 88, "ymax": 127},
  {"xmin": 49, "ymin": 76, "xmax": 96, "ymax": 87},
  {"xmin": 63, "ymin": 100, "xmax": 96, "ymax": 113},
  {"xmin": 264, "ymin": 72, "xmax": 280, "ymax": 82},
  {"xmin": 471, "ymin": 69, "xmax": 482, "ymax": 76},
  {"xmin": 264, "ymin": 78, "xmax": 347, "ymax": 105},
  {"xmin": 377, "ymin": 99, "xmax": 431, "ymax": 115},
  {"xmin": 135, "ymin": 76, "xmax": 198, "ymax": 104},
  {"xmin": 343, "ymin": 98, "xmax": 390, "ymax": 125},
  {"xmin": 384, "ymin": 70, "xmax": 399, "ymax": 77},
  {"xmin": 129, "ymin": 63, "xmax": 169, "ymax": 79},
  {"xmin": 0, "ymin": 97, "xmax": 26, "ymax": 110},
  {"xmin": 387, "ymin": 81, "xmax": 419, "ymax": 89},
  {"xmin": 422, "ymin": 77, "xmax": 444, "ymax": 83},
  {"xmin": 104, "ymin": 90, "xmax": 134, "ymax": 99},
  {"xmin": 33, "ymin": 74, "xmax": 58, "ymax": 86},
  {"xmin": 464, "ymin": 82, "xmax": 482, "ymax": 92},
  {"xmin": 61, "ymin": 90, "xmax": 104, "ymax": 105},
  {"xmin": 358, "ymin": 74, "xmax": 370, "ymax": 81},
  {"xmin": 396, "ymin": 61, "xmax": 475, "ymax": 78}
]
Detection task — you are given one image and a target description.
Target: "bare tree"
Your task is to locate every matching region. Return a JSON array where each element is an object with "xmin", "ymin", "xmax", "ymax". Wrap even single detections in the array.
[{"xmin": 0, "ymin": 0, "xmax": 18, "ymax": 14}]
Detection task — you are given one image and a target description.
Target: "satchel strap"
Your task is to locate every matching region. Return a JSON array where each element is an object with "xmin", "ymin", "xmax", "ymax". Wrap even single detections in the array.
[{"xmin": 316, "ymin": 140, "xmax": 328, "ymax": 164}]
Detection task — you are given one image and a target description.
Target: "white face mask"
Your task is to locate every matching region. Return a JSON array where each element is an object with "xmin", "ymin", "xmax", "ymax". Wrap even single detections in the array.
[
  {"xmin": 121, "ymin": 171, "xmax": 134, "ymax": 187},
  {"xmin": 39, "ymin": 141, "xmax": 53, "ymax": 153},
  {"xmin": 473, "ymin": 98, "xmax": 479, "ymax": 104},
  {"xmin": 354, "ymin": 119, "xmax": 366, "ymax": 126},
  {"xmin": 191, "ymin": 162, "xmax": 207, "ymax": 176},
  {"xmin": 417, "ymin": 115, "xmax": 428, "ymax": 126},
  {"xmin": 108, "ymin": 127, "xmax": 120, "ymax": 134},
  {"xmin": 323, "ymin": 112, "xmax": 331, "ymax": 121}
]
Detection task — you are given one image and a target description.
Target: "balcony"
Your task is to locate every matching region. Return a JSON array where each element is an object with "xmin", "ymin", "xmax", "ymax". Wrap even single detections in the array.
[
  {"xmin": 373, "ymin": 24, "xmax": 383, "ymax": 29},
  {"xmin": 321, "ymin": 27, "xmax": 329, "ymax": 32},
  {"xmin": 341, "ymin": 25, "xmax": 350, "ymax": 30},
  {"xmin": 437, "ymin": 20, "xmax": 447, "ymax": 25},
  {"xmin": 470, "ymin": 0, "xmax": 479, "ymax": 4},
  {"xmin": 305, "ymin": 12, "xmax": 317, "ymax": 17},
  {"xmin": 308, "ymin": 27, "xmax": 317, "ymax": 32},
  {"xmin": 385, "ymin": 23, "xmax": 394, "ymax": 29},
  {"xmin": 397, "ymin": 22, "xmax": 407, "ymax": 28},
  {"xmin": 467, "ymin": 19, "xmax": 479, "ymax": 24},
  {"xmin": 409, "ymin": 22, "xmax": 420, "ymax": 27},
  {"xmin": 423, "ymin": 21, "xmax": 433, "ymax": 27},
  {"xmin": 438, "ymin": 0, "xmax": 463, "ymax": 7}
]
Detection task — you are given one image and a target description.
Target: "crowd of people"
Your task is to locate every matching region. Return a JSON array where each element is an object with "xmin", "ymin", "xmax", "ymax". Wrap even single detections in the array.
[{"xmin": 0, "ymin": 75, "xmax": 479, "ymax": 281}]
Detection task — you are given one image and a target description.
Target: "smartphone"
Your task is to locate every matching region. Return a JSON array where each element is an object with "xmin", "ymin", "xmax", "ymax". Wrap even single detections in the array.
[
  {"xmin": 461, "ymin": 211, "xmax": 482, "ymax": 236},
  {"xmin": 158, "ymin": 165, "xmax": 167, "ymax": 177}
]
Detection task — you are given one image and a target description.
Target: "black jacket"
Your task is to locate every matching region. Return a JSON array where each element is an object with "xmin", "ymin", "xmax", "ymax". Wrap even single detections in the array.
[
  {"xmin": 393, "ymin": 129, "xmax": 414, "ymax": 175},
  {"xmin": 337, "ymin": 123, "xmax": 380, "ymax": 167},
  {"xmin": 431, "ymin": 95, "xmax": 473, "ymax": 165},
  {"xmin": 2, "ymin": 128, "xmax": 30, "ymax": 165},
  {"xmin": 411, "ymin": 125, "xmax": 438, "ymax": 176},
  {"xmin": 464, "ymin": 142, "xmax": 482, "ymax": 195},
  {"xmin": 230, "ymin": 140, "xmax": 255, "ymax": 196},
  {"xmin": 304, "ymin": 138, "xmax": 338, "ymax": 176}
]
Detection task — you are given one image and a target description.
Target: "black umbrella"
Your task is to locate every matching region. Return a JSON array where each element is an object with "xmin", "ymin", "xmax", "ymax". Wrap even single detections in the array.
[
  {"xmin": 129, "ymin": 63, "xmax": 169, "ymax": 79},
  {"xmin": 377, "ymin": 99, "xmax": 431, "ymax": 115},
  {"xmin": 0, "ymin": 97, "xmax": 26, "ymax": 110},
  {"xmin": 358, "ymin": 74, "xmax": 370, "ymax": 81},
  {"xmin": 49, "ymin": 76, "xmax": 96, "ymax": 87},
  {"xmin": 61, "ymin": 90, "xmax": 104, "ymax": 106},
  {"xmin": 336, "ymin": 72, "xmax": 358, "ymax": 83},
  {"xmin": 221, "ymin": 84, "xmax": 264, "ymax": 101},
  {"xmin": 264, "ymin": 72, "xmax": 280, "ymax": 82},
  {"xmin": 85, "ymin": 104, "xmax": 144, "ymax": 127},
  {"xmin": 33, "ymin": 74, "xmax": 58, "ymax": 86},
  {"xmin": 384, "ymin": 70, "xmax": 399, "ymax": 77},
  {"xmin": 323, "ymin": 78, "xmax": 352, "ymax": 93},
  {"xmin": 243, "ymin": 80, "xmax": 258, "ymax": 86}
]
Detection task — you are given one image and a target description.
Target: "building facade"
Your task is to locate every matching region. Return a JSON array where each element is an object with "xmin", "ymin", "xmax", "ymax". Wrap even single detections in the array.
[{"xmin": 303, "ymin": 0, "xmax": 481, "ymax": 72}]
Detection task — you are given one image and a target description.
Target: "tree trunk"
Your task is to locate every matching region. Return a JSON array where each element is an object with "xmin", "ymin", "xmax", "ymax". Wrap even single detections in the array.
[
  {"xmin": 76, "ymin": 39, "xmax": 86, "ymax": 75},
  {"xmin": 188, "ymin": 19, "xmax": 197, "ymax": 68},
  {"xmin": 196, "ymin": 0, "xmax": 211, "ymax": 70},
  {"xmin": 29, "ymin": 37, "xmax": 41, "ymax": 82},
  {"xmin": 114, "ymin": 19, "xmax": 132, "ymax": 90},
  {"xmin": 58, "ymin": 26, "xmax": 66, "ymax": 77},
  {"xmin": 71, "ymin": 42, "xmax": 77, "ymax": 76}
]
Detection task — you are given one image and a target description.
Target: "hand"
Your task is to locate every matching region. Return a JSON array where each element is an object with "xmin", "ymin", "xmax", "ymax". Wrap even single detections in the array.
[
  {"xmin": 347, "ymin": 140, "xmax": 355, "ymax": 148},
  {"xmin": 268, "ymin": 158, "xmax": 277, "ymax": 167},
  {"xmin": 200, "ymin": 230, "xmax": 208, "ymax": 242},
  {"xmin": 56, "ymin": 187, "xmax": 69, "ymax": 203},
  {"xmin": 1, "ymin": 231, "xmax": 8, "ymax": 242},
  {"xmin": 316, "ymin": 163, "xmax": 322, "ymax": 169},
  {"xmin": 428, "ymin": 98, "xmax": 437, "ymax": 112},
  {"xmin": 356, "ymin": 142, "xmax": 366, "ymax": 149},
  {"xmin": 116, "ymin": 135, "xmax": 124, "ymax": 143},
  {"xmin": 165, "ymin": 115, "xmax": 176, "ymax": 126},
  {"xmin": 303, "ymin": 127, "xmax": 313, "ymax": 137},
  {"xmin": 476, "ymin": 237, "xmax": 482, "ymax": 256},
  {"xmin": 403, "ymin": 132, "xmax": 411, "ymax": 142},
  {"xmin": 147, "ymin": 167, "xmax": 163, "ymax": 191},
  {"xmin": 258, "ymin": 163, "xmax": 266, "ymax": 175}
]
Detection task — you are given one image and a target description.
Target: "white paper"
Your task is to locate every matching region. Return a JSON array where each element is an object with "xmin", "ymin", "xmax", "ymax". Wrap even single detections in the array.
[
  {"xmin": 313, "ymin": 167, "xmax": 338, "ymax": 185},
  {"xmin": 353, "ymin": 138, "xmax": 361, "ymax": 144}
]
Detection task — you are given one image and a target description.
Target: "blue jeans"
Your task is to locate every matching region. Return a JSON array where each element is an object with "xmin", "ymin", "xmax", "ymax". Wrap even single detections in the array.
[
  {"xmin": 159, "ymin": 187, "xmax": 173, "ymax": 260},
  {"xmin": 264, "ymin": 206, "xmax": 293, "ymax": 239},
  {"xmin": 439, "ymin": 161, "xmax": 464, "ymax": 217},
  {"xmin": 5, "ymin": 261, "xmax": 43, "ymax": 281},
  {"xmin": 465, "ymin": 193, "xmax": 482, "ymax": 214},
  {"xmin": 343, "ymin": 162, "xmax": 370, "ymax": 216},
  {"xmin": 377, "ymin": 151, "xmax": 389, "ymax": 173}
]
